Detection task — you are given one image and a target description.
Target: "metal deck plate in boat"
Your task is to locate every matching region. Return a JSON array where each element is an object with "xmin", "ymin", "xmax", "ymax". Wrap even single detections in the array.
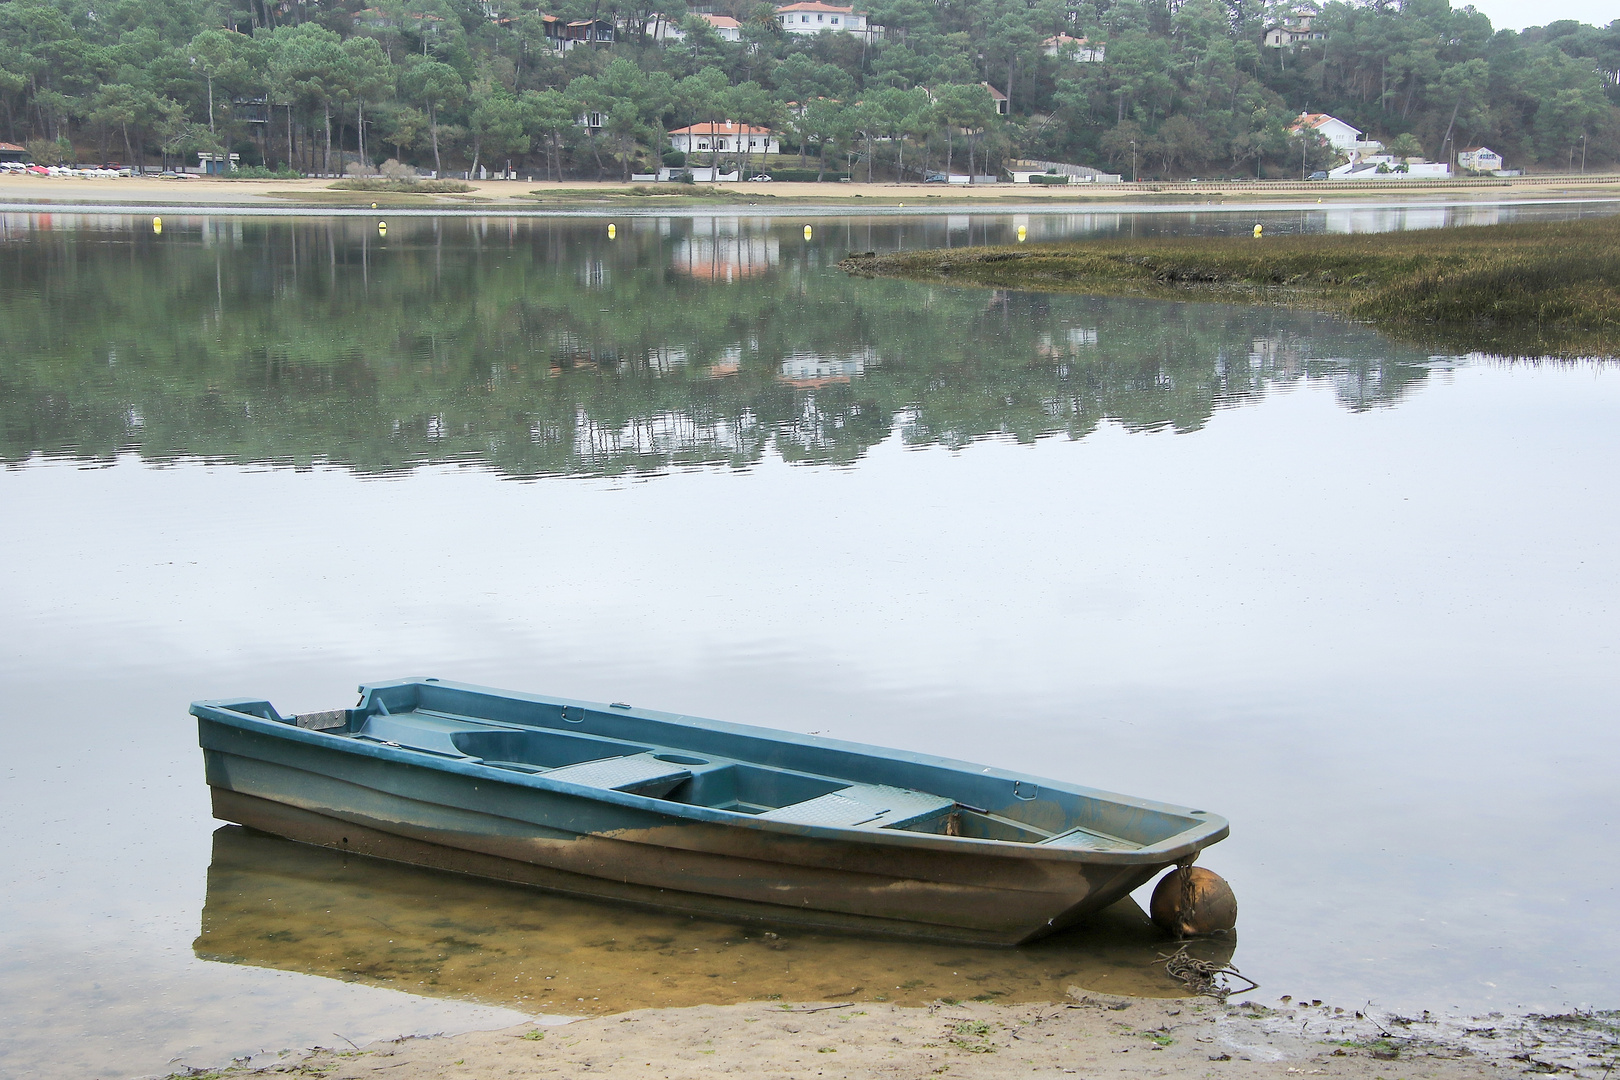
[
  {"xmin": 544, "ymin": 755, "xmax": 691, "ymax": 791},
  {"xmin": 760, "ymin": 785, "xmax": 954, "ymax": 829}
]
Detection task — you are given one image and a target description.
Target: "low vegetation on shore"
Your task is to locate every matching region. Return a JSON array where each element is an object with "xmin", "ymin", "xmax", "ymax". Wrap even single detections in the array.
[
  {"xmin": 840, "ymin": 216, "xmax": 1620, "ymax": 356},
  {"xmin": 329, "ymin": 178, "xmax": 476, "ymax": 194}
]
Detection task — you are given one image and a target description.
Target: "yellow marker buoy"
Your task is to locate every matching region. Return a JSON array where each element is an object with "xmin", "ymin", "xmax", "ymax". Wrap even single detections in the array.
[
  {"xmin": 378, "ymin": 221, "xmax": 386, "ymax": 235},
  {"xmin": 152, "ymin": 216, "xmax": 162, "ymax": 234},
  {"xmin": 372, "ymin": 202, "xmax": 378, "ymax": 209},
  {"xmin": 1017, "ymin": 225, "xmax": 1027, "ymax": 242},
  {"xmin": 1253, "ymin": 223, "xmax": 1263, "ymax": 238},
  {"xmin": 803, "ymin": 225, "xmax": 812, "ymax": 240},
  {"xmin": 607, "ymin": 223, "xmax": 616, "ymax": 239}
]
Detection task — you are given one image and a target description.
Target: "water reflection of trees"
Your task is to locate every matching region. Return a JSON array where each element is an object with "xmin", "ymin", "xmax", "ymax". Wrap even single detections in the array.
[{"xmin": 0, "ymin": 218, "xmax": 1443, "ymax": 479}]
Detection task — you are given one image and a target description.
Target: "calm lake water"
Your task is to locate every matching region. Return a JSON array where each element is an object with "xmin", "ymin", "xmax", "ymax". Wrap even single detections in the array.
[{"xmin": 2, "ymin": 205, "xmax": 1618, "ymax": 1079}]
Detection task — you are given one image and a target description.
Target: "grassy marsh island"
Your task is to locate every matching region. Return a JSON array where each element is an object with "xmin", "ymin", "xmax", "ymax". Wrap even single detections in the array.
[{"xmin": 840, "ymin": 215, "xmax": 1620, "ymax": 357}]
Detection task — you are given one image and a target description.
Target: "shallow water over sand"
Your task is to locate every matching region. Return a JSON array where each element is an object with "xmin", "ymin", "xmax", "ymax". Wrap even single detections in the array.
[{"xmin": 1, "ymin": 207, "xmax": 1617, "ymax": 1079}]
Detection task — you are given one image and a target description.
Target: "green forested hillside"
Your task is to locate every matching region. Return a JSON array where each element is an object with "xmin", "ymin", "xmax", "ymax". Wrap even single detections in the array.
[{"xmin": 0, "ymin": 0, "xmax": 1615, "ymax": 178}]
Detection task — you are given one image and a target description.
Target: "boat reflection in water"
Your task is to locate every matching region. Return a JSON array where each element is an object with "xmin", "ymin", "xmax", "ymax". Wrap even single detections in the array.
[{"xmin": 195, "ymin": 827, "xmax": 1235, "ymax": 1015}]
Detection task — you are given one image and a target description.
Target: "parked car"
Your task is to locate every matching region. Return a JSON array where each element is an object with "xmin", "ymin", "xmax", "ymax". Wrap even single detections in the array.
[
  {"xmin": 923, "ymin": 171, "xmax": 948, "ymax": 183},
  {"xmin": 1307, "ymin": 171, "xmax": 1329, "ymax": 180},
  {"xmin": 746, "ymin": 174, "xmax": 773, "ymax": 182}
]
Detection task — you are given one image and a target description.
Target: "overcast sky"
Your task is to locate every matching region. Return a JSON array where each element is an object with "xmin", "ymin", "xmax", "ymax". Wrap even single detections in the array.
[{"xmin": 1457, "ymin": 0, "xmax": 1615, "ymax": 31}]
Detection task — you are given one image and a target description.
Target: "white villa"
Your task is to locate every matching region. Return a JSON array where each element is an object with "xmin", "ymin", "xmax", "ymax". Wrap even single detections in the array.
[
  {"xmin": 1293, "ymin": 112, "xmax": 1382, "ymax": 155},
  {"xmin": 1041, "ymin": 34, "xmax": 1104, "ymax": 62},
  {"xmin": 1457, "ymin": 146, "xmax": 1504, "ymax": 173},
  {"xmin": 668, "ymin": 122, "xmax": 781, "ymax": 157},
  {"xmin": 774, "ymin": 2, "xmax": 878, "ymax": 39},
  {"xmin": 1264, "ymin": 14, "xmax": 1325, "ymax": 47}
]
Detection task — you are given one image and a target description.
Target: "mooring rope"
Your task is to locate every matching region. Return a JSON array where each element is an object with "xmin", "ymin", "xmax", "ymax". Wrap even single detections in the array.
[{"xmin": 1158, "ymin": 944, "xmax": 1259, "ymax": 1001}]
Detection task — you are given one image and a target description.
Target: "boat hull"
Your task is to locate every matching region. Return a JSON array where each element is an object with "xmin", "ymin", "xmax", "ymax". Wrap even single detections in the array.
[{"xmin": 195, "ymin": 679, "xmax": 1227, "ymax": 946}]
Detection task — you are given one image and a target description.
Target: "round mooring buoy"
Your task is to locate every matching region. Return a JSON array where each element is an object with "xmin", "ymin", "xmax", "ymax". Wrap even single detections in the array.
[
  {"xmin": 1150, "ymin": 865, "xmax": 1237, "ymax": 938},
  {"xmin": 152, "ymin": 216, "xmax": 162, "ymax": 235},
  {"xmin": 608, "ymin": 223, "xmax": 617, "ymax": 239},
  {"xmin": 378, "ymin": 220, "xmax": 386, "ymax": 235},
  {"xmin": 804, "ymin": 224, "xmax": 813, "ymax": 240},
  {"xmin": 1252, "ymin": 223, "xmax": 1263, "ymax": 238},
  {"xmin": 1017, "ymin": 225, "xmax": 1027, "ymax": 242}
]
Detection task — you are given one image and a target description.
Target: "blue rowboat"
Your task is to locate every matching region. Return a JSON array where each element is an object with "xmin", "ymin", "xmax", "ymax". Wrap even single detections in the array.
[{"xmin": 192, "ymin": 678, "xmax": 1228, "ymax": 945}]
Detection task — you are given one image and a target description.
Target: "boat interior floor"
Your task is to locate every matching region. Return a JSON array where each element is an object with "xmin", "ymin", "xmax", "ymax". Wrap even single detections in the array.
[{"xmin": 310, "ymin": 706, "xmax": 1142, "ymax": 851}]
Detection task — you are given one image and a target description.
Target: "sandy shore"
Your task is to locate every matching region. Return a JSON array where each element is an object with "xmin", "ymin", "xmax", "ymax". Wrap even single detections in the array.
[
  {"xmin": 5, "ymin": 173, "xmax": 1620, "ymax": 214},
  {"xmin": 186, "ymin": 991, "xmax": 1617, "ymax": 1080}
]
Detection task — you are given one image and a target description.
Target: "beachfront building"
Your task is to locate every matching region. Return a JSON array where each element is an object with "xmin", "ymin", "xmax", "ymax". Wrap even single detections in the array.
[
  {"xmin": 668, "ymin": 122, "xmax": 781, "ymax": 157},
  {"xmin": 774, "ymin": 2, "xmax": 878, "ymax": 40},
  {"xmin": 1291, "ymin": 112, "xmax": 1382, "ymax": 155},
  {"xmin": 1456, "ymin": 147, "xmax": 1504, "ymax": 173}
]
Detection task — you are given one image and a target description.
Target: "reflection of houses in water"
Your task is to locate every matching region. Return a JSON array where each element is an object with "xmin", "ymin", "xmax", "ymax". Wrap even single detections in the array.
[
  {"xmin": 671, "ymin": 235, "xmax": 778, "ymax": 281},
  {"xmin": 1320, "ymin": 207, "xmax": 1453, "ymax": 234},
  {"xmin": 706, "ymin": 345, "xmax": 742, "ymax": 378},
  {"xmin": 1247, "ymin": 335, "xmax": 1307, "ymax": 379},
  {"xmin": 777, "ymin": 348, "xmax": 875, "ymax": 388},
  {"xmin": 567, "ymin": 406, "xmax": 768, "ymax": 464},
  {"xmin": 671, "ymin": 226, "xmax": 780, "ymax": 282},
  {"xmin": 1036, "ymin": 327, "xmax": 1099, "ymax": 356}
]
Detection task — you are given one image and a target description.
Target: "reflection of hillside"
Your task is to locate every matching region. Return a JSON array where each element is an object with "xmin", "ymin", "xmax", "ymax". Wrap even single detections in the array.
[
  {"xmin": 0, "ymin": 218, "xmax": 1446, "ymax": 479},
  {"xmin": 195, "ymin": 826, "xmax": 1229, "ymax": 1013}
]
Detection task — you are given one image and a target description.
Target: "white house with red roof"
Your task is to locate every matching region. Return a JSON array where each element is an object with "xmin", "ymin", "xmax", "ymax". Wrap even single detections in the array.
[
  {"xmin": 652, "ymin": 12, "xmax": 744, "ymax": 42},
  {"xmin": 774, "ymin": 2, "xmax": 878, "ymax": 39},
  {"xmin": 1041, "ymin": 34, "xmax": 1104, "ymax": 62},
  {"xmin": 668, "ymin": 122, "xmax": 780, "ymax": 156},
  {"xmin": 1292, "ymin": 112, "xmax": 1382, "ymax": 155}
]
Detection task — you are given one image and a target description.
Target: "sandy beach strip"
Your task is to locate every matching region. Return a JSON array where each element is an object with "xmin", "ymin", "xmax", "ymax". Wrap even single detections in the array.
[
  {"xmin": 188, "ymin": 991, "xmax": 1618, "ymax": 1080},
  {"xmin": 5, "ymin": 174, "xmax": 1620, "ymax": 216}
]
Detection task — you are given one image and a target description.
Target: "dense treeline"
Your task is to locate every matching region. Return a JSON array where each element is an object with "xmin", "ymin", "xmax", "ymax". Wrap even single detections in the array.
[
  {"xmin": 0, "ymin": 0, "xmax": 1616, "ymax": 179},
  {"xmin": 0, "ymin": 218, "xmax": 1439, "ymax": 476}
]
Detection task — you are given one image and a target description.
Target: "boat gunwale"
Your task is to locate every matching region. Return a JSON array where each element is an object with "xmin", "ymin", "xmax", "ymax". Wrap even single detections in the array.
[{"xmin": 191, "ymin": 678, "xmax": 1229, "ymax": 865}]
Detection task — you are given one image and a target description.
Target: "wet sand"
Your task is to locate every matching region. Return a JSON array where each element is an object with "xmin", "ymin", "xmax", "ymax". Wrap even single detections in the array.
[
  {"xmin": 5, "ymin": 172, "xmax": 1620, "ymax": 213},
  {"xmin": 195, "ymin": 992, "xmax": 1619, "ymax": 1080},
  {"xmin": 174, "ymin": 832, "xmax": 1619, "ymax": 1080}
]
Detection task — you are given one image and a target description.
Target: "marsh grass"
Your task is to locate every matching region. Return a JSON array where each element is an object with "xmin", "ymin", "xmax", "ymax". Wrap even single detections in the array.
[
  {"xmin": 839, "ymin": 215, "xmax": 1620, "ymax": 357},
  {"xmin": 329, "ymin": 177, "xmax": 475, "ymax": 193}
]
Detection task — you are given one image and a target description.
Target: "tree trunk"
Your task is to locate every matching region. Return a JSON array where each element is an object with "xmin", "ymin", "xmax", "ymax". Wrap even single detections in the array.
[
  {"xmin": 207, "ymin": 75, "xmax": 215, "ymax": 134},
  {"xmin": 430, "ymin": 103, "xmax": 441, "ymax": 176},
  {"xmin": 357, "ymin": 99, "xmax": 366, "ymax": 164},
  {"xmin": 470, "ymin": 131, "xmax": 481, "ymax": 179},
  {"xmin": 323, "ymin": 102, "xmax": 332, "ymax": 175},
  {"xmin": 122, "ymin": 123, "xmax": 133, "ymax": 169}
]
